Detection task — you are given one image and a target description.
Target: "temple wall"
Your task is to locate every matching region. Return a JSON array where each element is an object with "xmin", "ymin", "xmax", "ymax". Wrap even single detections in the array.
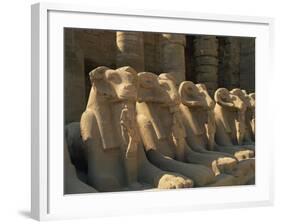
[
  {"xmin": 160, "ymin": 34, "xmax": 186, "ymax": 85},
  {"xmin": 193, "ymin": 36, "xmax": 219, "ymax": 96},
  {"xmin": 64, "ymin": 29, "xmax": 86, "ymax": 124},
  {"xmin": 143, "ymin": 33, "xmax": 161, "ymax": 74},
  {"xmin": 240, "ymin": 37, "xmax": 255, "ymax": 93},
  {"xmin": 218, "ymin": 37, "xmax": 241, "ymax": 90}
]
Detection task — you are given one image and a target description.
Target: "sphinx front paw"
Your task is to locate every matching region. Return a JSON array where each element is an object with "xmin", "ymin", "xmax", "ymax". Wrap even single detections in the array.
[
  {"xmin": 234, "ymin": 150, "xmax": 255, "ymax": 161},
  {"xmin": 215, "ymin": 157, "xmax": 238, "ymax": 175},
  {"xmin": 157, "ymin": 174, "xmax": 194, "ymax": 189}
]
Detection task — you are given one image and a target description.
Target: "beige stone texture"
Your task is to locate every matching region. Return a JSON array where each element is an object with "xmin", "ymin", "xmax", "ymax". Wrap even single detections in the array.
[
  {"xmin": 136, "ymin": 72, "xmax": 240, "ymax": 187},
  {"xmin": 160, "ymin": 34, "xmax": 186, "ymax": 85},
  {"xmin": 230, "ymin": 88, "xmax": 255, "ymax": 147},
  {"xmin": 196, "ymin": 85, "xmax": 255, "ymax": 161},
  {"xmin": 178, "ymin": 81, "xmax": 254, "ymax": 181},
  {"xmin": 248, "ymin": 92, "xmax": 255, "ymax": 138},
  {"xmin": 63, "ymin": 29, "xmax": 256, "ymax": 191},
  {"xmin": 214, "ymin": 88, "xmax": 255, "ymax": 154},
  {"xmin": 80, "ymin": 66, "xmax": 193, "ymax": 192},
  {"xmin": 63, "ymin": 29, "xmax": 256, "ymax": 124}
]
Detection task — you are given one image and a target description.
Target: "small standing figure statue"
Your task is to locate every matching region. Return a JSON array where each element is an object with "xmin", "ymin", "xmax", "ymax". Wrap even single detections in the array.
[
  {"xmin": 120, "ymin": 103, "xmax": 140, "ymax": 188},
  {"xmin": 232, "ymin": 95, "xmax": 246, "ymax": 145},
  {"xmin": 196, "ymin": 83, "xmax": 216, "ymax": 151},
  {"xmin": 205, "ymin": 109, "xmax": 216, "ymax": 151},
  {"xmin": 170, "ymin": 106, "xmax": 187, "ymax": 162}
]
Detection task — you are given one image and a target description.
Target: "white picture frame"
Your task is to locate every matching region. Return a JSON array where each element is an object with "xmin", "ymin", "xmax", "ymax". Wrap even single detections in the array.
[{"xmin": 31, "ymin": 2, "xmax": 274, "ymax": 221}]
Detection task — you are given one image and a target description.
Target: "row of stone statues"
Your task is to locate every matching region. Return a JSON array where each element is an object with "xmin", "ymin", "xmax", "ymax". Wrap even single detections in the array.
[{"xmin": 64, "ymin": 66, "xmax": 255, "ymax": 194}]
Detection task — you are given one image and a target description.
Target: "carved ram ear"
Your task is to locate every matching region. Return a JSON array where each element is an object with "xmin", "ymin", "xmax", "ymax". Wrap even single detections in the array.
[
  {"xmin": 214, "ymin": 88, "xmax": 229, "ymax": 103},
  {"xmin": 179, "ymin": 81, "xmax": 203, "ymax": 103},
  {"xmin": 178, "ymin": 81, "xmax": 194, "ymax": 98},
  {"xmin": 89, "ymin": 66, "xmax": 117, "ymax": 99},
  {"xmin": 230, "ymin": 88, "xmax": 249, "ymax": 109},
  {"xmin": 89, "ymin": 66, "xmax": 110, "ymax": 84}
]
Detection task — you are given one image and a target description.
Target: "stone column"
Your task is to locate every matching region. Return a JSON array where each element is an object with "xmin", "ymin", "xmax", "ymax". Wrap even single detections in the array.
[
  {"xmin": 240, "ymin": 37, "xmax": 255, "ymax": 92},
  {"xmin": 143, "ymin": 33, "xmax": 161, "ymax": 74},
  {"xmin": 160, "ymin": 34, "xmax": 186, "ymax": 85},
  {"xmin": 193, "ymin": 36, "xmax": 219, "ymax": 96},
  {"xmin": 218, "ymin": 37, "xmax": 241, "ymax": 90},
  {"xmin": 116, "ymin": 32, "xmax": 144, "ymax": 72},
  {"xmin": 64, "ymin": 29, "xmax": 86, "ymax": 124}
]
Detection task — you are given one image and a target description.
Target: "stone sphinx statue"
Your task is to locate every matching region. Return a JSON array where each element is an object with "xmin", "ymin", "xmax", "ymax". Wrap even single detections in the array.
[
  {"xmin": 80, "ymin": 66, "xmax": 193, "ymax": 192},
  {"xmin": 179, "ymin": 81, "xmax": 226, "ymax": 154},
  {"xmin": 195, "ymin": 83, "xmax": 217, "ymax": 151},
  {"xmin": 136, "ymin": 72, "xmax": 240, "ymax": 187},
  {"xmin": 240, "ymin": 90, "xmax": 255, "ymax": 143},
  {"xmin": 160, "ymin": 76, "xmax": 253, "ymax": 183},
  {"xmin": 230, "ymin": 89, "xmax": 255, "ymax": 149},
  {"xmin": 180, "ymin": 82, "xmax": 254, "ymax": 161},
  {"xmin": 248, "ymin": 92, "xmax": 255, "ymax": 139},
  {"xmin": 214, "ymin": 88, "xmax": 255, "ymax": 153}
]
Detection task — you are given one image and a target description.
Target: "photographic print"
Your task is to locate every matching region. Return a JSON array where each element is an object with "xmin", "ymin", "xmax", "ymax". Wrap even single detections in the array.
[{"xmin": 63, "ymin": 29, "xmax": 255, "ymax": 194}]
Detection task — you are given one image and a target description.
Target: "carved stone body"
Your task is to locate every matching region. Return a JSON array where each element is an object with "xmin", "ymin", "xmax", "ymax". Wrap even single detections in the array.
[
  {"xmin": 248, "ymin": 93, "xmax": 255, "ymax": 139},
  {"xmin": 166, "ymin": 79, "xmax": 253, "ymax": 183},
  {"xmin": 229, "ymin": 89, "xmax": 255, "ymax": 149},
  {"xmin": 182, "ymin": 83, "xmax": 255, "ymax": 162},
  {"xmin": 80, "ymin": 66, "xmax": 193, "ymax": 191},
  {"xmin": 238, "ymin": 90, "xmax": 255, "ymax": 143},
  {"xmin": 136, "ymin": 72, "xmax": 238, "ymax": 186},
  {"xmin": 214, "ymin": 88, "xmax": 255, "ymax": 154}
]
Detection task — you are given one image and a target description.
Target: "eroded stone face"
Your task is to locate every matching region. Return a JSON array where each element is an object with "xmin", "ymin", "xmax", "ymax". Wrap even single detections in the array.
[
  {"xmin": 158, "ymin": 73, "xmax": 181, "ymax": 106},
  {"xmin": 179, "ymin": 81, "xmax": 208, "ymax": 110},
  {"xmin": 214, "ymin": 88, "xmax": 246, "ymax": 111},
  {"xmin": 89, "ymin": 66, "xmax": 138, "ymax": 102},
  {"xmin": 137, "ymin": 72, "xmax": 170, "ymax": 104}
]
